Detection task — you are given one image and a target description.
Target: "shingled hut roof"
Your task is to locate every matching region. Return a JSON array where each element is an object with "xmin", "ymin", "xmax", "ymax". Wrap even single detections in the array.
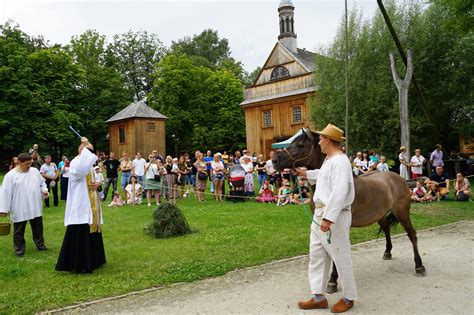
[{"xmin": 106, "ymin": 100, "xmax": 167, "ymax": 123}]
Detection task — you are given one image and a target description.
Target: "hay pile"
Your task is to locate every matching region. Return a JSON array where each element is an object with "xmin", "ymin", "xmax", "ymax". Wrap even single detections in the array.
[{"xmin": 145, "ymin": 203, "xmax": 191, "ymax": 238}]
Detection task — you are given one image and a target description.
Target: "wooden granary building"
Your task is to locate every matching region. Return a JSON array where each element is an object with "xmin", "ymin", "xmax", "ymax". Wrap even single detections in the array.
[
  {"xmin": 241, "ymin": 0, "xmax": 317, "ymax": 158},
  {"xmin": 106, "ymin": 99, "xmax": 167, "ymax": 156}
]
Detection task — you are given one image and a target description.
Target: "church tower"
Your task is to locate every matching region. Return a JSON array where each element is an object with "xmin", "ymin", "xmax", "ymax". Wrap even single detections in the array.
[{"xmin": 278, "ymin": 0, "xmax": 297, "ymax": 53}]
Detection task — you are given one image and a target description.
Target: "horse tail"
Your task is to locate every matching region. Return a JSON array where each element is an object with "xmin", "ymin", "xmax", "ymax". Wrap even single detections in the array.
[
  {"xmin": 386, "ymin": 212, "xmax": 399, "ymax": 229},
  {"xmin": 377, "ymin": 212, "xmax": 399, "ymax": 236}
]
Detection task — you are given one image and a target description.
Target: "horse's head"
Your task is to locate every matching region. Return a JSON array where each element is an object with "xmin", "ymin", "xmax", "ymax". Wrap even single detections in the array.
[{"xmin": 272, "ymin": 128, "xmax": 326, "ymax": 171}]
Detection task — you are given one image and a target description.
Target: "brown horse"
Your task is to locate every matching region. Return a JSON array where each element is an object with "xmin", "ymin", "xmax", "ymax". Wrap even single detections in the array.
[{"xmin": 273, "ymin": 129, "xmax": 426, "ymax": 293}]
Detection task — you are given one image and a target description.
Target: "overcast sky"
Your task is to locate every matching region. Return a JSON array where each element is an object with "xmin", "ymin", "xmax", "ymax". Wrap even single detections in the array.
[{"xmin": 0, "ymin": 0, "xmax": 381, "ymax": 72}]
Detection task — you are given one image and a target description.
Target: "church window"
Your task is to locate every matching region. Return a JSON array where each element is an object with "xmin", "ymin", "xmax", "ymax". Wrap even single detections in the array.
[
  {"xmin": 119, "ymin": 126, "xmax": 126, "ymax": 144},
  {"xmin": 263, "ymin": 110, "xmax": 272, "ymax": 128},
  {"xmin": 292, "ymin": 106, "xmax": 302, "ymax": 124},
  {"xmin": 280, "ymin": 18, "xmax": 284, "ymax": 33},
  {"xmin": 286, "ymin": 17, "xmax": 290, "ymax": 34},
  {"xmin": 291, "ymin": 18, "xmax": 294, "ymax": 33},
  {"xmin": 270, "ymin": 66, "xmax": 290, "ymax": 80}
]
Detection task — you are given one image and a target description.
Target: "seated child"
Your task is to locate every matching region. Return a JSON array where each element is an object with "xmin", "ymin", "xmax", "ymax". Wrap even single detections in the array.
[
  {"xmin": 109, "ymin": 191, "xmax": 124, "ymax": 207},
  {"xmin": 125, "ymin": 175, "xmax": 143, "ymax": 205},
  {"xmin": 277, "ymin": 179, "xmax": 292, "ymax": 206},
  {"xmin": 291, "ymin": 178, "xmax": 312, "ymax": 205},
  {"xmin": 426, "ymin": 180, "xmax": 440, "ymax": 202},
  {"xmin": 256, "ymin": 180, "xmax": 277, "ymax": 203},
  {"xmin": 411, "ymin": 179, "xmax": 427, "ymax": 202}
]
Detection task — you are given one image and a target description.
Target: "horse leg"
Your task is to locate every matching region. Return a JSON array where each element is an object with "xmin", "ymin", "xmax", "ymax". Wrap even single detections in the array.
[
  {"xmin": 396, "ymin": 211, "xmax": 426, "ymax": 276},
  {"xmin": 326, "ymin": 262, "xmax": 338, "ymax": 293},
  {"xmin": 378, "ymin": 216, "xmax": 393, "ymax": 260}
]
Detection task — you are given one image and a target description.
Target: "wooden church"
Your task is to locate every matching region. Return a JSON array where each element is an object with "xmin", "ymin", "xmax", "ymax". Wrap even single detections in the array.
[{"xmin": 241, "ymin": 0, "xmax": 317, "ymax": 158}]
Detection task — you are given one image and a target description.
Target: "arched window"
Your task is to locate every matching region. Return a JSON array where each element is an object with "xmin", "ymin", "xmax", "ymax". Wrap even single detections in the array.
[
  {"xmin": 286, "ymin": 17, "xmax": 290, "ymax": 34},
  {"xmin": 291, "ymin": 18, "xmax": 294, "ymax": 33},
  {"xmin": 270, "ymin": 66, "xmax": 290, "ymax": 80},
  {"xmin": 280, "ymin": 18, "xmax": 284, "ymax": 34}
]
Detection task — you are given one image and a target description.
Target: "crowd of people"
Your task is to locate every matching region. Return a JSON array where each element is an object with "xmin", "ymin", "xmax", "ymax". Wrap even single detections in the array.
[
  {"xmin": 349, "ymin": 144, "xmax": 471, "ymax": 202},
  {"xmin": 5, "ymin": 142, "xmax": 471, "ymax": 210},
  {"xmin": 92, "ymin": 149, "xmax": 313, "ymax": 207}
]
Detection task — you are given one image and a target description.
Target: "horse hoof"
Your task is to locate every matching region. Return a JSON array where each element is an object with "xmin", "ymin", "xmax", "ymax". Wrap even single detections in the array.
[
  {"xmin": 415, "ymin": 267, "xmax": 426, "ymax": 277},
  {"xmin": 326, "ymin": 283, "xmax": 338, "ymax": 294},
  {"xmin": 383, "ymin": 253, "xmax": 392, "ymax": 260}
]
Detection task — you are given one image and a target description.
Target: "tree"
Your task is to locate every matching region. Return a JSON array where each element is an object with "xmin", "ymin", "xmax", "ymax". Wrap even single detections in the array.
[
  {"xmin": 310, "ymin": 0, "xmax": 472, "ymax": 157},
  {"xmin": 0, "ymin": 22, "xmax": 83, "ymax": 161},
  {"xmin": 67, "ymin": 30, "xmax": 132, "ymax": 150},
  {"xmin": 149, "ymin": 53, "xmax": 245, "ymax": 153},
  {"xmin": 107, "ymin": 30, "xmax": 166, "ymax": 98},
  {"xmin": 171, "ymin": 29, "xmax": 230, "ymax": 66},
  {"xmin": 245, "ymin": 66, "xmax": 262, "ymax": 86},
  {"xmin": 171, "ymin": 29, "xmax": 247, "ymax": 84}
]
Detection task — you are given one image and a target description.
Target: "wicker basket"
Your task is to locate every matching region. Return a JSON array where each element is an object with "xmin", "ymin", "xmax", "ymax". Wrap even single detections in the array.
[{"xmin": 0, "ymin": 214, "xmax": 11, "ymax": 236}]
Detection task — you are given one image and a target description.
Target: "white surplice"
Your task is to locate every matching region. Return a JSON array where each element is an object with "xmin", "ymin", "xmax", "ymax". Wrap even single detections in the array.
[
  {"xmin": 305, "ymin": 154, "xmax": 358, "ymax": 300},
  {"xmin": 64, "ymin": 148, "xmax": 98, "ymax": 226},
  {"xmin": 0, "ymin": 167, "xmax": 48, "ymax": 223}
]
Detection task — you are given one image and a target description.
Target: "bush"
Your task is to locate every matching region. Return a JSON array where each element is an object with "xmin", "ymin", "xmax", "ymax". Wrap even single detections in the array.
[{"xmin": 145, "ymin": 203, "xmax": 192, "ymax": 238}]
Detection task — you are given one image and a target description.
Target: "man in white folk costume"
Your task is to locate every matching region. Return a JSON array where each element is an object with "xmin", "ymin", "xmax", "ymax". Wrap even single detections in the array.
[
  {"xmin": 0, "ymin": 153, "xmax": 49, "ymax": 256},
  {"xmin": 295, "ymin": 124, "xmax": 357, "ymax": 313},
  {"xmin": 55, "ymin": 137, "xmax": 106, "ymax": 273}
]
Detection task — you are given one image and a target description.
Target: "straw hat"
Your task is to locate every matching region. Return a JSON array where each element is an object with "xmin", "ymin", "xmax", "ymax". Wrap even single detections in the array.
[{"xmin": 316, "ymin": 124, "xmax": 345, "ymax": 142}]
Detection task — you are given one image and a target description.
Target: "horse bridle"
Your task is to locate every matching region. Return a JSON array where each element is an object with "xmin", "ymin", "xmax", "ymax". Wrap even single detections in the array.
[{"xmin": 282, "ymin": 144, "xmax": 315, "ymax": 170}]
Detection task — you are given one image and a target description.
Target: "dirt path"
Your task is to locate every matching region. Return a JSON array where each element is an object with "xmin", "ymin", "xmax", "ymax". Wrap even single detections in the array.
[{"xmin": 53, "ymin": 221, "xmax": 474, "ymax": 314}]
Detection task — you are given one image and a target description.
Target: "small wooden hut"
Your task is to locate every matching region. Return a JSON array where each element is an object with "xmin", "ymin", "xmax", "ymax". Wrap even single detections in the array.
[{"xmin": 106, "ymin": 100, "xmax": 167, "ymax": 156}]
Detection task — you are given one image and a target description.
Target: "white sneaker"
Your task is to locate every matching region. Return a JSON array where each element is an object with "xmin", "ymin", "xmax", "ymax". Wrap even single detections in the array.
[{"xmin": 147, "ymin": 203, "xmax": 151, "ymax": 207}]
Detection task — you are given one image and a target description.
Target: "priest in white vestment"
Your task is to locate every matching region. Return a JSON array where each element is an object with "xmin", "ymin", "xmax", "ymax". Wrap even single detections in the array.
[
  {"xmin": 55, "ymin": 137, "xmax": 106, "ymax": 273},
  {"xmin": 295, "ymin": 124, "xmax": 358, "ymax": 313},
  {"xmin": 0, "ymin": 152, "xmax": 49, "ymax": 256}
]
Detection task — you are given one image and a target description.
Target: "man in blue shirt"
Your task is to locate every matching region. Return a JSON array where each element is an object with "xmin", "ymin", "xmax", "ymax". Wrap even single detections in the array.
[
  {"xmin": 429, "ymin": 166, "xmax": 450, "ymax": 199},
  {"xmin": 204, "ymin": 150, "xmax": 214, "ymax": 193}
]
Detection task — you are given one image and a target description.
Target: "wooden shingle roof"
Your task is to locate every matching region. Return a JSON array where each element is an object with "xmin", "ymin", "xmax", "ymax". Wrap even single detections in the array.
[{"xmin": 106, "ymin": 101, "xmax": 167, "ymax": 123}]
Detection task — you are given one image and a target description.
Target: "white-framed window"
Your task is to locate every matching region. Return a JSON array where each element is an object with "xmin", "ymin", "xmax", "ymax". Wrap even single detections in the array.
[
  {"xmin": 292, "ymin": 106, "xmax": 302, "ymax": 124},
  {"xmin": 263, "ymin": 110, "xmax": 272, "ymax": 128}
]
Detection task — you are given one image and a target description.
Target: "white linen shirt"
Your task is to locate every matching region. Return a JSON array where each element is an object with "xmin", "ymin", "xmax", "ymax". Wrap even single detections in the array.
[
  {"xmin": 0, "ymin": 167, "xmax": 48, "ymax": 222},
  {"xmin": 306, "ymin": 154, "xmax": 355, "ymax": 224},
  {"xmin": 64, "ymin": 148, "xmax": 98, "ymax": 226},
  {"xmin": 410, "ymin": 155, "xmax": 426, "ymax": 175}
]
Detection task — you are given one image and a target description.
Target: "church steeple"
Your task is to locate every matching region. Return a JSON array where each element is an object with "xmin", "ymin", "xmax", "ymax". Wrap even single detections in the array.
[{"xmin": 278, "ymin": 0, "xmax": 297, "ymax": 53}]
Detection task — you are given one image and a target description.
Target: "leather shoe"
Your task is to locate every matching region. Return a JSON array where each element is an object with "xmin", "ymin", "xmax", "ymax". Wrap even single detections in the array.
[
  {"xmin": 331, "ymin": 298, "xmax": 354, "ymax": 313},
  {"xmin": 298, "ymin": 298, "xmax": 328, "ymax": 310},
  {"xmin": 37, "ymin": 245, "xmax": 48, "ymax": 251}
]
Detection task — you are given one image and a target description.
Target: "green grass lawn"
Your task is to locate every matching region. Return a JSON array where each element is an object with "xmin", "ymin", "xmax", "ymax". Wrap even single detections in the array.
[{"xmin": 0, "ymin": 179, "xmax": 472, "ymax": 314}]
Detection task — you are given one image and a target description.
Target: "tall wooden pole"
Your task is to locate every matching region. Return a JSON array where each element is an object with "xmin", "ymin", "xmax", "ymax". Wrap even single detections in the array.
[
  {"xmin": 344, "ymin": 0, "xmax": 349, "ymax": 154},
  {"xmin": 377, "ymin": 0, "xmax": 437, "ymax": 139},
  {"xmin": 390, "ymin": 49, "xmax": 413, "ymax": 159}
]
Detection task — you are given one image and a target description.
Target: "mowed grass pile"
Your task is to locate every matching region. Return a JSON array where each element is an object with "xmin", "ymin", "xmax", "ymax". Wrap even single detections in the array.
[{"xmin": 0, "ymin": 183, "xmax": 472, "ymax": 313}]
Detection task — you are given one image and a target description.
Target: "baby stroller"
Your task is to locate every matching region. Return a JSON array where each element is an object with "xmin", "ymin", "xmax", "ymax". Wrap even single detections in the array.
[{"xmin": 227, "ymin": 164, "xmax": 246, "ymax": 202}]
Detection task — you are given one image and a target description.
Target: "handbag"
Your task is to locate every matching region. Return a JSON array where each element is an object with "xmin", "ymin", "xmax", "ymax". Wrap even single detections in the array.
[
  {"xmin": 151, "ymin": 165, "xmax": 161, "ymax": 181},
  {"xmin": 198, "ymin": 171, "xmax": 208, "ymax": 181}
]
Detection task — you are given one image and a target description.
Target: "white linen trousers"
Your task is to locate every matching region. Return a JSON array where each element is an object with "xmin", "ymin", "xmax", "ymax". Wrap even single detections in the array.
[{"xmin": 308, "ymin": 209, "xmax": 358, "ymax": 300}]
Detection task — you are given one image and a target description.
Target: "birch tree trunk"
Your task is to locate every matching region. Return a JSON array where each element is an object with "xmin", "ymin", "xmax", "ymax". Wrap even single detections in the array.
[{"xmin": 390, "ymin": 49, "xmax": 413, "ymax": 162}]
